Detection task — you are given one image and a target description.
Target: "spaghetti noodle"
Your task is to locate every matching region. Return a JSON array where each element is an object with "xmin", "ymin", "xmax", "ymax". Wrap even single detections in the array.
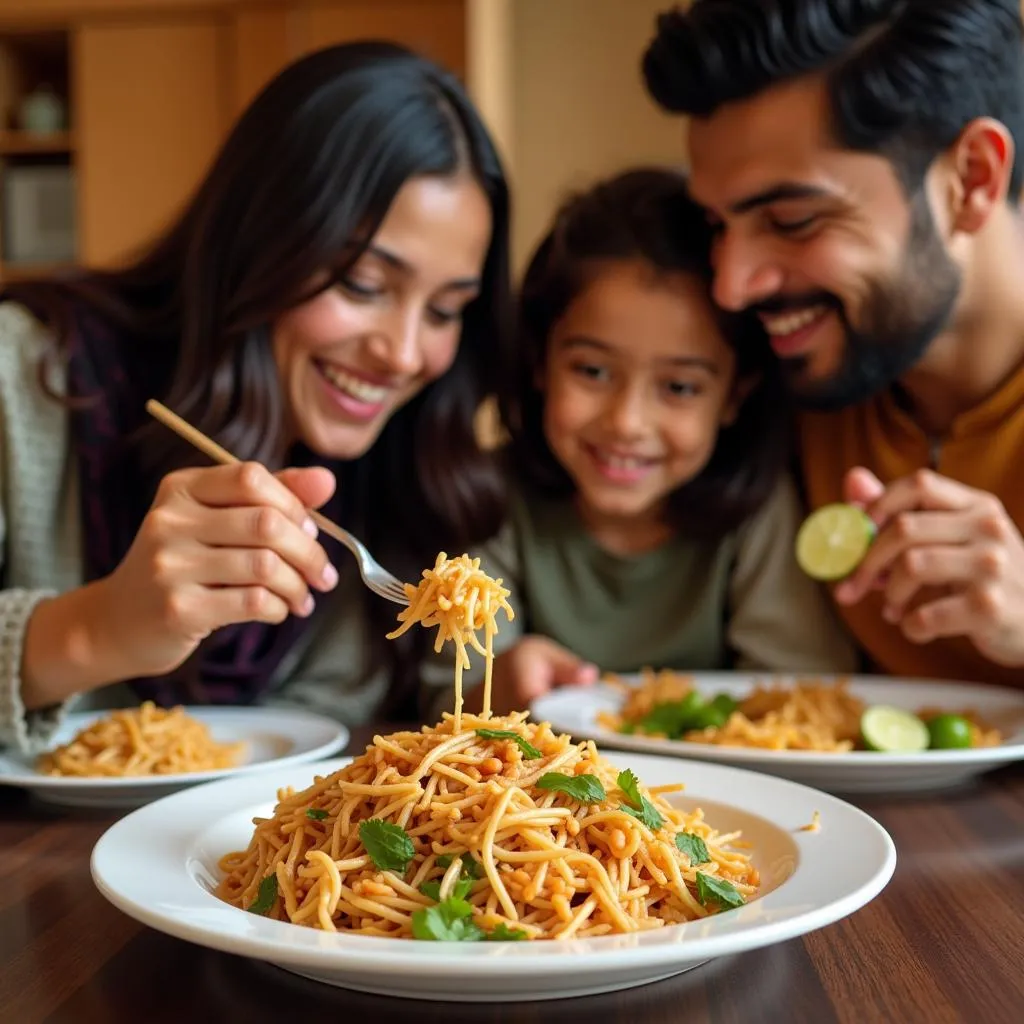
[
  {"xmin": 37, "ymin": 702, "xmax": 245, "ymax": 777},
  {"xmin": 216, "ymin": 555, "xmax": 757, "ymax": 940},
  {"xmin": 215, "ymin": 710, "xmax": 757, "ymax": 938},
  {"xmin": 387, "ymin": 552, "xmax": 514, "ymax": 730}
]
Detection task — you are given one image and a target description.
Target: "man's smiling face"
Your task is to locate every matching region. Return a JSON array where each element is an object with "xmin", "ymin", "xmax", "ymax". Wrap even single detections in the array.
[{"xmin": 686, "ymin": 75, "xmax": 962, "ymax": 410}]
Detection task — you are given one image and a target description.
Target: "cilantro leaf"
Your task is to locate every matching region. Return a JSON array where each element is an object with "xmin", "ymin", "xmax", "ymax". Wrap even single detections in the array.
[
  {"xmin": 536, "ymin": 772, "xmax": 607, "ymax": 804},
  {"xmin": 675, "ymin": 832, "xmax": 711, "ymax": 865},
  {"xmin": 637, "ymin": 693, "xmax": 704, "ymax": 737},
  {"xmin": 617, "ymin": 769, "xmax": 665, "ymax": 831},
  {"xmin": 411, "ymin": 897, "xmax": 485, "ymax": 941},
  {"xmin": 617, "ymin": 768, "xmax": 643, "ymax": 806},
  {"xmin": 621, "ymin": 800, "xmax": 665, "ymax": 831},
  {"xmin": 420, "ymin": 877, "xmax": 473, "ymax": 902},
  {"xmin": 475, "ymin": 728, "xmax": 543, "ymax": 760},
  {"xmin": 359, "ymin": 819, "xmax": 415, "ymax": 873},
  {"xmin": 436, "ymin": 853, "xmax": 482, "ymax": 879},
  {"xmin": 695, "ymin": 872, "xmax": 745, "ymax": 910},
  {"xmin": 306, "ymin": 808, "xmax": 329, "ymax": 820},
  {"xmin": 247, "ymin": 873, "xmax": 278, "ymax": 915},
  {"xmin": 487, "ymin": 923, "xmax": 528, "ymax": 941}
]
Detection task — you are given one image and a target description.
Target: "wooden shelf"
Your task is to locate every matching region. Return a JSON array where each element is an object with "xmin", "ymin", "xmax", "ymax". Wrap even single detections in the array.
[{"xmin": 0, "ymin": 129, "xmax": 74, "ymax": 155}]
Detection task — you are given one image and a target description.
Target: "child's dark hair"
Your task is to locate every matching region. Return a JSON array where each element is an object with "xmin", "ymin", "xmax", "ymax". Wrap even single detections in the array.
[{"xmin": 499, "ymin": 166, "xmax": 787, "ymax": 538}]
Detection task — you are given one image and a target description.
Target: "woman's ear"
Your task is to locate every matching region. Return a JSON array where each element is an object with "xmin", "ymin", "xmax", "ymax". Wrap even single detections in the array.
[{"xmin": 721, "ymin": 373, "xmax": 759, "ymax": 426}]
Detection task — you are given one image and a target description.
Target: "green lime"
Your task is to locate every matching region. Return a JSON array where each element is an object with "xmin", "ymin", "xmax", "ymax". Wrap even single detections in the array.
[
  {"xmin": 861, "ymin": 705, "xmax": 929, "ymax": 753},
  {"xmin": 926, "ymin": 714, "xmax": 972, "ymax": 750},
  {"xmin": 795, "ymin": 503, "xmax": 876, "ymax": 581}
]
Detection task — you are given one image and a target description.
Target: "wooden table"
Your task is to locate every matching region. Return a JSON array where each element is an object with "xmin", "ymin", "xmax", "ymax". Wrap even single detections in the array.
[{"xmin": 3, "ymin": 723, "xmax": 1024, "ymax": 1024}]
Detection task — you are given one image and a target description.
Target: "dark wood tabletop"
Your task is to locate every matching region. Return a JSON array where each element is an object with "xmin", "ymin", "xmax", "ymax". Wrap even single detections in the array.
[{"xmin": 3, "ymin": 723, "xmax": 1024, "ymax": 1024}]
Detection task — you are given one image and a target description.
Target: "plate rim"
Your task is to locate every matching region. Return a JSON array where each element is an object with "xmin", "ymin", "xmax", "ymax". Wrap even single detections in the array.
[
  {"xmin": 0, "ymin": 705, "xmax": 350, "ymax": 790},
  {"xmin": 90, "ymin": 751, "xmax": 897, "ymax": 975},
  {"xmin": 530, "ymin": 672, "xmax": 1024, "ymax": 769}
]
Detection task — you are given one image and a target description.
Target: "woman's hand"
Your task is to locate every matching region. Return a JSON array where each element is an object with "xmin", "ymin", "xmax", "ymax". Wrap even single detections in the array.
[
  {"xmin": 97, "ymin": 461, "xmax": 340, "ymax": 677},
  {"xmin": 478, "ymin": 635, "xmax": 599, "ymax": 716},
  {"xmin": 22, "ymin": 461, "xmax": 340, "ymax": 708}
]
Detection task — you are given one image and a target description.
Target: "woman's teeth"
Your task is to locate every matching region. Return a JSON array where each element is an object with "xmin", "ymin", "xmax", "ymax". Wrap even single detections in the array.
[{"xmin": 320, "ymin": 364, "xmax": 388, "ymax": 403}]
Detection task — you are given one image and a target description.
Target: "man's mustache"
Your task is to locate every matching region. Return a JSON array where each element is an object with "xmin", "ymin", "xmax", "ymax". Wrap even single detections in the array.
[{"xmin": 745, "ymin": 293, "xmax": 841, "ymax": 316}]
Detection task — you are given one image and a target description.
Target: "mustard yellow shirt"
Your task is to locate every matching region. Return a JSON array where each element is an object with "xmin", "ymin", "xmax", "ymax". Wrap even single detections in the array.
[{"xmin": 800, "ymin": 359, "xmax": 1024, "ymax": 686}]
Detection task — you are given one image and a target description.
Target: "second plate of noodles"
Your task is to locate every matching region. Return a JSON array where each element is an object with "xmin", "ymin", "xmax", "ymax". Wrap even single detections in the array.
[{"xmin": 532, "ymin": 671, "xmax": 1024, "ymax": 794}]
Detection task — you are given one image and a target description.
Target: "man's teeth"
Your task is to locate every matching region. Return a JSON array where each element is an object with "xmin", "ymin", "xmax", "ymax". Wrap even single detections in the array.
[
  {"xmin": 761, "ymin": 307, "xmax": 826, "ymax": 336},
  {"xmin": 320, "ymin": 364, "xmax": 388, "ymax": 403}
]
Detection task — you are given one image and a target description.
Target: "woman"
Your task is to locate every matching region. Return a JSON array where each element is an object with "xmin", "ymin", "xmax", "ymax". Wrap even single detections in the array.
[{"xmin": 0, "ymin": 41, "xmax": 510, "ymax": 753}]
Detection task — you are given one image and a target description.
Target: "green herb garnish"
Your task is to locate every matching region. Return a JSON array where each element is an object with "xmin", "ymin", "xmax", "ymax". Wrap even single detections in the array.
[
  {"xmin": 536, "ymin": 772, "xmax": 607, "ymax": 804},
  {"xmin": 675, "ymin": 832, "xmax": 711, "ymax": 865},
  {"xmin": 359, "ymin": 819, "xmax": 415, "ymax": 873},
  {"xmin": 247, "ymin": 873, "xmax": 278, "ymax": 915},
  {"xmin": 420, "ymin": 877, "xmax": 473, "ymax": 902},
  {"xmin": 695, "ymin": 872, "xmax": 745, "ymax": 910},
  {"xmin": 487, "ymin": 923, "xmax": 528, "ymax": 941},
  {"xmin": 617, "ymin": 769, "xmax": 665, "ymax": 831},
  {"xmin": 475, "ymin": 728, "xmax": 543, "ymax": 760},
  {"xmin": 306, "ymin": 808, "xmax": 329, "ymax": 820},
  {"xmin": 637, "ymin": 693, "xmax": 704, "ymax": 737},
  {"xmin": 411, "ymin": 897, "xmax": 485, "ymax": 941},
  {"xmin": 436, "ymin": 853, "xmax": 482, "ymax": 879}
]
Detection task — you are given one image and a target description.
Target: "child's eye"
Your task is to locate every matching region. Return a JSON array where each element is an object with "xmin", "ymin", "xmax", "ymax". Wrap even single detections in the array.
[
  {"xmin": 571, "ymin": 362, "xmax": 609, "ymax": 382},
  {"xmin": 665, "ymin": 380, "xmax": 701, "ymax": 399}
]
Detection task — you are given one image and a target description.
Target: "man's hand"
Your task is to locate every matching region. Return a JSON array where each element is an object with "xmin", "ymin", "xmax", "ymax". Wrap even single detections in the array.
[{"xmin": 834, "ymin": 467, "xmax": 1024, "ymax": 666}]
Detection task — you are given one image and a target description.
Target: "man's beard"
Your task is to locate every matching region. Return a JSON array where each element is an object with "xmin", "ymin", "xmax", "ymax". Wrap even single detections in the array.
[{"xmin": 757, "ymin": 192, "xmax": 962, "ymax": 411}]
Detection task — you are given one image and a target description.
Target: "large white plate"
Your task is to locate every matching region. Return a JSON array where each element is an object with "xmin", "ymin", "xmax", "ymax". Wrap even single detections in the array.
[
  {"xmin": 531, "ymin": 672, "xmax": 1024, "ymax": 794},
  {"xmin": 90, "ymin": 752, "xmax": 895, "ymax": 1002},
  {"xmin": 0, "ymin": 706, "xmax": 349, "ymax": 808}
]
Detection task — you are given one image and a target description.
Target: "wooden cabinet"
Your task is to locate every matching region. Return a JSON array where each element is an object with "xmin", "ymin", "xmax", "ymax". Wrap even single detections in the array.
[
  {"xmin": 74, "ymin": 19, "xmax": 230, "ymax": 266},
  {"xmin": 0, "ymin": 0, "xmax": 466, "ymax": 274},
  {"xmin": 305, "ymin": 1, "xmax": 465, "ymax": 77}
]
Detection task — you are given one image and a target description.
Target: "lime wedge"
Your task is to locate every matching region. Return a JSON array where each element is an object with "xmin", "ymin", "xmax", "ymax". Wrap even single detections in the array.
[
  {"xmin": 795, "ymin": 503, "xmax": 876, "ymax": 581},
  {"xmin": 861, "ymin": 705, "xmax": 929, "ymax": 753}
]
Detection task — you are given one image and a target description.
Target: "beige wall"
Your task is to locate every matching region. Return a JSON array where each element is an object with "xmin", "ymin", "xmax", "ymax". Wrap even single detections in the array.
[{"xmin": 480, "ymin": 0, "xmax": 686, "ymax": 270}]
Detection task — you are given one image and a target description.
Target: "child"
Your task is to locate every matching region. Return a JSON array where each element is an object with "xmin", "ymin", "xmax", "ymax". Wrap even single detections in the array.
[{"xmin": 423, "ymin": 168, "xmax": 856, "ymax": 718}]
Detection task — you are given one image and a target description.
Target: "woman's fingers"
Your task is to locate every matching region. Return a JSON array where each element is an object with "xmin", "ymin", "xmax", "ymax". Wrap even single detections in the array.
[
  {"xmin": 187, "ymin": 546, "xmax": 319, "ymax": 617},
  {"xmin": 186, "ymin": 505, "xmax": 337, "ymax": 593}
]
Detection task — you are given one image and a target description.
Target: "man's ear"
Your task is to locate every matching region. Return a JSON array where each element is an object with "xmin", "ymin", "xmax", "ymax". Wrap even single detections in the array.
[
  {"xmin": 944, "ymin": 116, "xmax": 1015, "ymax": 235},
  {"xmin": 721, "ymin": 372, "xmax": 759, "ymax": 426}
]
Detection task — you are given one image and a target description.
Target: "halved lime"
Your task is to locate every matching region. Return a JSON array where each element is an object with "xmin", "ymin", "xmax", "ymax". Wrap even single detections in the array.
[
  {"xmin": 861, "ymin": 705, "xmax": 929, "ymax": 753},
  {"xmin": 795, "ymin": 503, "xmax": 876, "ymax": 581}
]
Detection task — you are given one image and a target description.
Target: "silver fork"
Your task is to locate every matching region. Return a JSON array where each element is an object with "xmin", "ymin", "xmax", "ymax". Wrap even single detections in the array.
[
  {"xmin": 145, "ymin": 399, "xmax": 409, "ymax": 606},
  {"xmin": 307, "ymin": 512, "xmax": 409, "ymax": 605}
]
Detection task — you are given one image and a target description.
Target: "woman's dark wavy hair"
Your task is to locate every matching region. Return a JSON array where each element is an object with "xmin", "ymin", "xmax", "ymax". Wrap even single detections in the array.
[
  {"xmin": 500, "ymin": 167, "xmax": 787, "ymax": 538},
  {"xmin": 4, "ymin": 40, "xmax": 511, "ymax": 713},
  {"xmin": 643, "ymin": 0, "xmax": 1024, "ymax": 196}
]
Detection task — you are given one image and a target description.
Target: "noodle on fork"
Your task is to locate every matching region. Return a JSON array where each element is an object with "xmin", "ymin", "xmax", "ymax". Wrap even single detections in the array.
[{"xmin": 387, "ymin": 552, "xmax": 514, "ymax": 729}]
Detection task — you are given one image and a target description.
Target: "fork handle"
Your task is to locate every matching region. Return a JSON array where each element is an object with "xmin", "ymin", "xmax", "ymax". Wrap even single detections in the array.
[{"xmin": 145, "ymin": 399, "xmax": 351, "ymax": 547}]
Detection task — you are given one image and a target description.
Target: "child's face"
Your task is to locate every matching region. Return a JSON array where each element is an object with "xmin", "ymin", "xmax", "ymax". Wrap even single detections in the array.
[{"xmin": 542, "ymin": 259, "xmax": 742, "ymax": 533}]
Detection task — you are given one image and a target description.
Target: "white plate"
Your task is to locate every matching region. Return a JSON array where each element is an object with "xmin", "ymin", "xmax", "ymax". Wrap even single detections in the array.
[
  {"xmin": 90, "ymin": 752, "xmax": 895, "ymax": 1002},
  {"xmin": 531, "ymin": 672, "xmax": 1024, "ymax": 794},
  {"xmin": 0, "ymin": 706, "xmax": 349, "ymax": 808}
]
